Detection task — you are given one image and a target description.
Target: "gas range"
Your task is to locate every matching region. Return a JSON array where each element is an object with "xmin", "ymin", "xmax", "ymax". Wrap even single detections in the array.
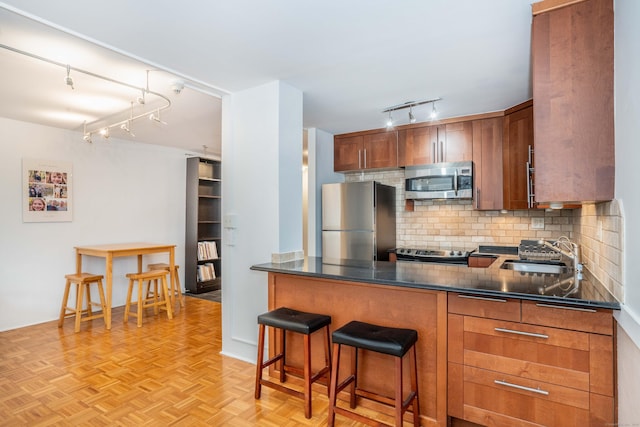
[{"xmin": 394, "ymin": 248, "xmax": 471, "ymax": 264}]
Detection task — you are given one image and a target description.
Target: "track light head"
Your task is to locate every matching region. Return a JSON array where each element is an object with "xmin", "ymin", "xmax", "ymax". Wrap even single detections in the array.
[
  {"xmin": 430, "ymin": 102, "xmax": 438, "ymax": 119},
  {"xmin": 409, "ymin": 107, "xmax": 416, "ymax": 123},
  {"xmin": 120, "ymin": 121, "xmax": 135, "ymax": 136},
  {"xmin": 170, "ymin": 79, "xmax": 185, "ymax": 94},
  {"xmin": 83, "ymin": 133, "xmax": 92, "ymax": 143},
  {"xmin": 100, "ymin": 127, "xmax": 110, "ymax": 139},
  {"xmin": 65, "ymin": 64, "xmax": 74, "ymax": 90}
]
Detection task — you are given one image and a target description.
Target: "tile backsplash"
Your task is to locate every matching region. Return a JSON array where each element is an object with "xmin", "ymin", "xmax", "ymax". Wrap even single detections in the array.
[
  {"xmin": 574, "ymin": 200, "xmax": 624, "ymax": 302},
  {"xmin": 345, "ymin": 170, "xmax": 624, "ymax": 302},
  {"xmin": 345, "ymin": 170, "xmax": 574, "ymax": 251}
]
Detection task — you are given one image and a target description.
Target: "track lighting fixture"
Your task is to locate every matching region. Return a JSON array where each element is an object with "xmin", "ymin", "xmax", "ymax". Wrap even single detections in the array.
[
  {"xmin": 149, "ymin": 109, "xmax": 167, "ymax": 124},
  {"xmin": 65, "ymin": 64, "xmax": 74, "ymax": 90},
  {"xmin": 382, "ymin": 98, "xmax": 441, "ymax": 125},
  {"xmin": 82, "ymin": 122, "xmax": 91, "ymax": 143},
  {"xmin": 0, "ymin": 44, "xmax": 173, "ymax": 143}
]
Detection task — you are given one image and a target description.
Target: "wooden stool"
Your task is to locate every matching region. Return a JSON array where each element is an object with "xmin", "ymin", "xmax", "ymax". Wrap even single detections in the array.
[
  {"xmin": 124, "ymin": 270, "xmax": 173, "ymax": 327},
  {"xmin": 255, "ymin": 307, "xmax": 332, "ymax": 419},
  {"xmin": 147, "ymin": 263, "xmax": 184, "ymax": 308},
  {"xmin": 58, "ymin": 273, "xmax": 107, "ymax": 333},
  {"xmin": 328, "ymin": 321, "xmax": 420, "ymax": 427}
]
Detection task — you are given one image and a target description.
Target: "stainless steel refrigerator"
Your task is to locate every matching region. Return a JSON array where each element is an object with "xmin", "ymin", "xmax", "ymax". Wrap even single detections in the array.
[{"xmin": 322, "ymin": 181, "xmax": 396, "ymax": 264}]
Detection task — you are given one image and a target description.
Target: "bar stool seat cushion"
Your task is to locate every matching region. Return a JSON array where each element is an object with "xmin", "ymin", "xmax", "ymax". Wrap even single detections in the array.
[
  {"xmin": 332, "ymin": 320, "xmax": 418, "ymax": 357},
  {"xmin": 257, "ymin": 307, "xmax": 331, "ymax": 335}
]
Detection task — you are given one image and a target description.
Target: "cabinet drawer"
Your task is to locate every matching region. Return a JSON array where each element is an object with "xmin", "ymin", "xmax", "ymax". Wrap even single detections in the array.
[
  {"xmin": 462, "ymin": 365, "xmax": 590, "ymax": 426},
  {"xmin": 462, "ymin": 316, "xmax": 590, "ymax": 390},
  {"xmin": 448, "ymin": 293, "xmax": 521, "ymax": 321},
  {"xmin": 521, "ymin": 300, "xmax": 613, "ymax": 335}
]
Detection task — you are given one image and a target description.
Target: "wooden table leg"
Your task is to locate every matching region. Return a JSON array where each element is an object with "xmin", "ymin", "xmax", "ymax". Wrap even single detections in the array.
[
  {"xmin": 169, "ymin": 247, "xmax": 178, "ymax": 306},
  {"xmin": 105, "ymin": 254, "xmax": 113, "ymax": 330}
]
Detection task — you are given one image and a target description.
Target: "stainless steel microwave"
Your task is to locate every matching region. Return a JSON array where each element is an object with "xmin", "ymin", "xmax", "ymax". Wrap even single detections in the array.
[{"xmin": 404, "ymin": 161, "xmax": 473, "ymax": 200}]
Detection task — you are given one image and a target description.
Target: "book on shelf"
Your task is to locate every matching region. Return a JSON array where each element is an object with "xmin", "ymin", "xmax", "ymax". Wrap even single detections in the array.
[
  {"xmin": 197, "ymin": 241, "xmax": 219, "ymax": 260},
  {"xmin": 197, "ymin": 263, "xmax": 216, "ymax": 282}
]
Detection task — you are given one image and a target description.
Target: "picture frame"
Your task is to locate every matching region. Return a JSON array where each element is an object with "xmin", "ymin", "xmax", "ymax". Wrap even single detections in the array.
[{"xmin": 22, "ymin": 158, "xmax": 72, "ymax": 222}]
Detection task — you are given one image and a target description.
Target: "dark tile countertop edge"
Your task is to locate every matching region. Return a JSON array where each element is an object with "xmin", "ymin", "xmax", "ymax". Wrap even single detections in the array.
[{"xmin": 251, "ymin": 256, "xmax": 620, "ymax": 310}]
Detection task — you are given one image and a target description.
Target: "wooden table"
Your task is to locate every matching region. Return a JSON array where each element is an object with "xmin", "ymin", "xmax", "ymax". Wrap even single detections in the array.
[{"xmin": 75, "ymin": 242, "xmax": 176, "ymax": 329}]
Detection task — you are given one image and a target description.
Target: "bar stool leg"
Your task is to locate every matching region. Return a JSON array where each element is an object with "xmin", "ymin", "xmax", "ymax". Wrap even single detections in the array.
[
  {"xmin": 74, "ymin": 282, "xmax": 83, "ymax": 333},
  {"xmin": 328, "ymin": 342, "xmax": 341, "ymax": 427},
  {"xmin": 350, "ymin": 347, "xmax": 357, "ymax": 408},
  {"xmin": 254, "ymin": 323, "xmax": 266, "ymax": 399},
  {"xmin": 124, "ymin": 278, "xmax": 134, "ymax": 322},
  {"xmin": 395, "ymin": 356, "xmax": 403, "ymax": 426},
  {"xmin": 323, "ymin": 325, "xmax": 332, "ymax": 397},
  {"xmin": 173, "ymin": 267, "xmax": 185, "ymax": 308},
  {"xmin": 303, "ymin": 333, "xmax": 312, "ymax": 419},
  {"xmin": 279, "ymin": 328, "xmax": 286, "ymax": 383},
  {"xmin": 96, "ymin": 279, "xmax": 107, "ymax": 319},
  {"xmin": 161, "ymin": 275, "xmax": 173, "ymax": 319},
  {"xmin": 136, "ymin": 279, "xmax": 144, "ymax": 327},
  {"xmin": 411, "ymin": 346, "xmax": 420, "ymax": 426}
]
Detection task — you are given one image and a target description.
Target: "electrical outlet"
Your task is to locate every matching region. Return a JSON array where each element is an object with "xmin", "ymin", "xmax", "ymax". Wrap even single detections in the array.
[{"xmin": 531, "ymin": 217, "xmax": 545, "ymax": 230}]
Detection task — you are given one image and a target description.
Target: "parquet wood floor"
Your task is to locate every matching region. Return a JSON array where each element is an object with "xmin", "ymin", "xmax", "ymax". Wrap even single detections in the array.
[{"xmin": 0, "ymin": 297, "xmax": 401, "ymax": 426}]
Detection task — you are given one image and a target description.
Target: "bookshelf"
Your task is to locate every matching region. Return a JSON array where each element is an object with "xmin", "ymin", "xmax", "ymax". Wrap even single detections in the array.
[{"xmin": 185, "ymin": 157, "xmax": 222, "ymax": 294}]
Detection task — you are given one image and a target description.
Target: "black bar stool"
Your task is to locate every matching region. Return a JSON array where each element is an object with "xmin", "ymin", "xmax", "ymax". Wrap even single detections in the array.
[
  {"xmin": 328, "ymin": 320, "xmax": 420, "ymax": 427},
  {"xmin": 255, "ymin": 307, "xmax": 332, "ymax": 419}
]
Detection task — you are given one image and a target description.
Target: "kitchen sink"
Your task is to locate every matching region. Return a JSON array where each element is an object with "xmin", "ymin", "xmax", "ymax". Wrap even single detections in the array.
[{"xmin": 500, "ymin": 259, "xmax": 569, "ymax": 275}]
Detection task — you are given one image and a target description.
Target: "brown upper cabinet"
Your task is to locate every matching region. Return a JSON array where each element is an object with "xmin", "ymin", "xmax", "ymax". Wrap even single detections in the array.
[
  {"xmin": 398, "ymin": 122, "xmax": 472, "ymax": 167},
  {"xmin": 532, "ymin": 0, "xmax": 614, "ymax": 204},
  {"xmin": 472, "ymin": 117, "xmax": 504, "ymax": 210},
  {"xmin": 334, "ymin": 130, "xmax": 398, "ymax": 172},
  {"xmin": 502, "ymin": 100, "xmax": 533, "ymax": 210}
]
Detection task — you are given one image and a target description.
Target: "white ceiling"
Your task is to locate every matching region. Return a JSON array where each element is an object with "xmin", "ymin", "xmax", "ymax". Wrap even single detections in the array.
[{"xmin": 0, "ymin": 1, "xmax": 534, "ymax": 154}]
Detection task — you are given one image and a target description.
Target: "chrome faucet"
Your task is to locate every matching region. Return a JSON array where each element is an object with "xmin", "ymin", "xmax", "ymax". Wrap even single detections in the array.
[{"xmin": 537, "ymin": 236, "xmax": 584, "ymax": 294}]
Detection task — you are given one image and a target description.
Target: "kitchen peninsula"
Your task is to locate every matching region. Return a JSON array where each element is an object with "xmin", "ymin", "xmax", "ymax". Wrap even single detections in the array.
[{"xmin": 251, "ymin": 256, "xmax": 619, "ymax": 426}]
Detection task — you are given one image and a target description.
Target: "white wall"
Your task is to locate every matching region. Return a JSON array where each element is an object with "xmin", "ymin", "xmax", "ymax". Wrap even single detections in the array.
[
  {"xmin": 220, "ymin": 81, "xmax": 303, "ymax": 363},
  {"xmin": 0, "ymin": 117, "xmax": 187, "ymax": 332},
  {"xmin": 614, "ymin": 0, "xmax": 640, "ymax": 423}
]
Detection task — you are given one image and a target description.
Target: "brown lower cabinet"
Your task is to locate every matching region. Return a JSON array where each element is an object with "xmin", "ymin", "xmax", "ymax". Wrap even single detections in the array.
[
  {"xmin": 264, "ymin": 272, "xmax": 615, "ymax": 427},
  {"xmin": 268, "ymin": 272, "xmax": 448, "ymax": 426},
  {"xmin": 448, "ymin": 293, "xmax": 615, "ymax": 426}
]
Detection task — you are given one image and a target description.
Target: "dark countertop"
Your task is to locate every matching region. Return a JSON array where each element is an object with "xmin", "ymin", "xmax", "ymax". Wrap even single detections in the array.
[{"xmin": 251, "ymin": 255, "xmax": 620, "ymax": 310}]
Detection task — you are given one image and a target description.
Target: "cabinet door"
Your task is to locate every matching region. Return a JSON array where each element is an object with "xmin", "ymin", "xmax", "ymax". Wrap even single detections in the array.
[
  {"xmin": 503, "ymin": 102, "xmax": 533, "ymax": 210},
  {"xmin": 334, "ymin": 135, "xmax": 363, "ymax": 172},
  {"xmin": 472, "ymin": 117, "xmax": 503, "ymax": 210},
  {"xmin": 398, "ymin": 126, "xmax": 433, "ymax": 166},
  {"xmin": 443, "ymin": 121, "xmax": 473, "ymax": 163},
  {"xmin": 532, "ymin": 0, "xmax": 614, "ymax": 203},
  {"xmin": 363, "ymin": 131, "xmax": 398, "ymax": 169}
]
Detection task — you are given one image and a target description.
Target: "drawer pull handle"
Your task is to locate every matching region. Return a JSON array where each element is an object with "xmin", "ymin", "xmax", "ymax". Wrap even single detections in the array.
[
  {"xmin": 494, "ymin": 380, "xmax": 549, "ymax": 396},
  {"xmin": 535, "ymin": 303, "xmax": 597, "ymax": 313},
  {"xmin": 495, "ymin": 327, "xmax": 549, "ymax": 339},
  {"xmin": 458, "ymin": 294, "xmax": 507, "ymax": 303}
]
